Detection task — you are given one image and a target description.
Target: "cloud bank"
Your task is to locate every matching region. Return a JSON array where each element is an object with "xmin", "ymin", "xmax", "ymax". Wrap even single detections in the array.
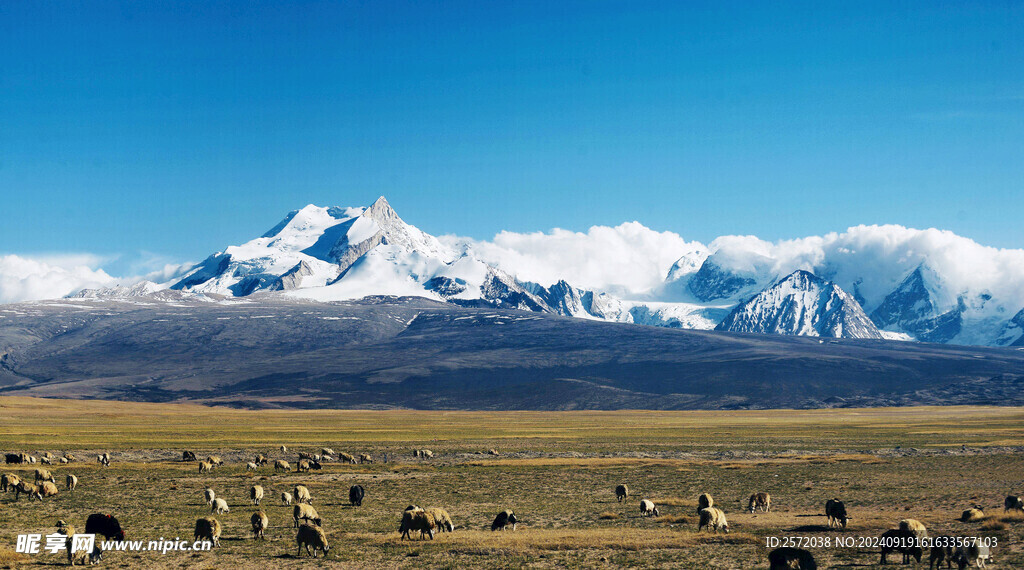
[
  {"xmin": 442, "ymin": 222, "xmax": 705, "ymax": 297},
  {"xmin": 446, "ymin": 223, "xmax": 1024, "ymax": 314},
  {"xmin": 0, "ymin": 254, "xmax": 117, "ymax": 303}
]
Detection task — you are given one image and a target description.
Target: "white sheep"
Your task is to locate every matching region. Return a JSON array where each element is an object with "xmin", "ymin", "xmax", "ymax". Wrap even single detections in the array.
[
  {"xmin": 899, "ymin": 518, "xmax": 928, "ymax": 540},
  {"xmin": 274, "ymin": 460, "xmax": 290, "ymax": 472},
  {"xmin": 280, "ymin": 445, "xmax": 288, "ymax": 453},
  {"xmin": 246, "ymin": 462, "xmax": 257, "ymax": 472},
  {"xmin": 281, "ymin": 492, "xmax": 293, "ymax": 505},
  {"xmin": 640, "ymin": 499, "xmax": 660, "ymax": 517},
  {"xmin": 294, "ymin": 485, "xmax": 312, "ymax": 504},
  {"xmin": 250, "ymin": 485, "xmax": 264, "ymax": 506},
  {"xmin": 37, "ymin": 481, "xmax": 59, "ymax": 499},
  {"xmin": 97, "ymin": 453, "xmax": 110, "ymax": 467},
  {"xmin": 2, "ymin": 473, "xmax": 21, "ymax": 492},
  {"xmin": 293, "ymin": 503, "xmax": 321, "ymax": 528},
  {"xmin": 34, "ymin": 468, "xmax": 56, "ymax": 483},
  {"xmin": 199, "ymin": 461, "xmax": 213, "ymax": 474},
  {"xmin": 204, "ymin": 489, "xmax": 216, "ymax": 506},
  {"xmin": 211, "ymin": 498, "xmax": 230, "ymax": 514},
  {"xmin": 697, "ymin": 507, "xmax": 729, "ymax": 533},
  {"xmin": 66, "ymin": 474, "xmax": 78, "ymax": 492}
]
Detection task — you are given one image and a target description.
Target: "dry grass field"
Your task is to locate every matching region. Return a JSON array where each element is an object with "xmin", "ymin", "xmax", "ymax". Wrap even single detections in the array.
[{"xmin": 1, "ymin": 397, "xmax": 1022, "ymax": 568}]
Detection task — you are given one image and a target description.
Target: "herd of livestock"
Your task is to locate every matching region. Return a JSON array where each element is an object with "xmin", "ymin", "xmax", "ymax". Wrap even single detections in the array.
[{"xmin": 2, "ymin": 448, "xmax": 1018, "ymax": 567}]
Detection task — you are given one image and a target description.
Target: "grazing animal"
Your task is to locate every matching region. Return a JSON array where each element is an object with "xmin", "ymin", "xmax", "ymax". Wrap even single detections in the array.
[
  {"xmin": 254, "ymin": 454, "xmax": 268, "ymax": 465},
  {"xmin": 349, "ymin": 485, "xmax": 365, "ymax": 507},
  {"xmin": 294, "ymin": 485, "xmax": 312, "ymax": 504},
  {"xmin": 34, "ymin": 468, "xmax": 56, "ymax": 483},
  {"xmin": 960, "ymin": 507, "xmax": 985, "ymax": 522},
  {"xmin": 251, "ymin": 510, "xmax": 269, "ymax": 540},
  {"xmin": 338, "ymin": 452, "xmax": 357, "ymax": 464},
  {"xmin": 401, "ymin": 507, "xmax": 438, "ymax": 539},
  {"xmin": 15, "ymin": 481, "xmax": 40, "ymax": 500},
  {"xmin": 748, "ymin": 492, "xmax": 771, "ymax": 513},
  {"xmin": 697, "ymin": 507, "xmax": 729, "ymax": 533},
  {"xmin": 953, "ymin": 542, "xmax": 991, "ymax": 568},
  {"xmin": 1, "ymin": 473, "xmax": 20, "ymax": 492},
  {"xmin": 4, "ymin": 453, "xmax": 26, "ymax": 464},
  {"xmin": 359, "ymin": 453, "xmax": 373, "ymax": 464},
  {"xmin": 181, "ymin": 451, "xmax": 197, "ymax": 462},
  {"xmin": 488, "ymin": 449, "xmax": 500, "ymax": 456},
  {"xmin": 320, "ymin": 448, "xmax": 335, "ymax": 457},
  {"xmin": 59, "ymin": 457, "xmax": 68, "ymax": 464},
  {"xmin": 41, "ymin": 456, "xmax": 52, "ymax": 465},
  {"xmin": 640, "ymin": 499, "xmax": 660, "ymax": 517},
  {"xmin": 63, "ymin": 453, "xmax": 76, "ymax": 463},
  {"xmin": 250, "ymin": 485, "xmax": 264, "ymax": 506},
  {"xmin": 825, "ymin": 499, "xmax": 850, "ymax": 529},
  {"xmin": 296, "ymin": 523, "xmax": 330, "ymax": 558},
  {"xmin": 929, "ymin": 535, "xmax": 955, "ymax": 570},
  {"xmin": 198, "ymin": 461, "xmax": 213, "ymax": 474},
  {"xmin": 491, "ymin": 509, "xmax": 518, "ymax": 531},
  {"xmin": 298, "ymin": 452, "xmax": 313, "ymax": 460},
  {"xmin": 900, "ymin": 518, "xmax": 929, "ymax": 540},
  {"xmin": 206, "ymin": 455, "xmax": 223, "ymax": 466},
  {"xmin": 37, "ymin": 481, "xmax": 59, "ymax": 498},
  {"xmin": 66, "ymin": 474, "xmax": 78, "ymax": 492},
  {"xmin": 281, "ymin": 492, "xmax": 293, "ymax": 505},
  {"xmin": 615, "ymin": 484, "xmax": 629, "ymax": 502},
  {"xmin": 97, "ymin": 453, "xmax": 110, "ymax": 467},
  {"xmin": 85, "ymin": 514, "xmax": 125, "ymax": 542},
  {"xmin": 246, "ymin": 462, "xmax": 257, "ymax": 472},
  {"xmin": 879, "ymin": 528, "xmax": 922, "ymax": 564},
  {"xmin": 274, "ymin": 460, "xmax": 290, "ymax": 472},
  {"xmin": 211, "ymin": 498, "xmax": 230, "ymax": 514},
  {"xmin": 768, "ymin": 547, "xmax": 817, "ymax": 570},
  {"xmin": 398, "ymin": 505, "xmax": 424, "ymax": 539},
  {"xmin": 698, "ymin": 493, "xmax": 714, "ymax": 513},
  {"xmin": 427, "ymin": 507, "xmax": 455, "ymax": 532},
  {"xmin": 204, "ymin": 489, "xmax": 216, "ymax": 506},
  {"xmin": 194, "ymin": 517, "xmax": 221, "ymax": 547},
  {"xmin": 280, "ymin": 445, "xmax": 288, "ymax": 453},
  {"xmin": 296, "ymin": 459, "xmax": 312, "ymax": 472},
  {"xmin": 1004, "ymin": 495, "xmax": 1023, "ymax": 512},
  {"xmin": 56, "ymin": 521, "xmax": 102, "ymax": 566},
  {"xmin": 293, "ymin": 503, "xmax": 321, "ymax": 528}
]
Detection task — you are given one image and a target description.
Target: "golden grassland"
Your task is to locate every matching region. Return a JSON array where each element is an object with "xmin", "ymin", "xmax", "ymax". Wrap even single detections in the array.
[{"xmin": 0, "ymin": 397, "xmax": 1023, "ymax": 568}]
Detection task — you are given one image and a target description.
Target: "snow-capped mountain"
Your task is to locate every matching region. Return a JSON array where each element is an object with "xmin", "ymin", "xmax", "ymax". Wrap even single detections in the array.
[
  {"xmin": 716, "ymin": 270, "xmax": 884, "ymax": 339},
  {"xmin": 869, "ymin": 264, "xmax": 963, "ymax": 343},
  {"xmin": 168, "ymin": 197, "xmax": 569, "ymax": 313},
  {"xmin": 62, "ymin": 197, "xmax": 1024, "ymax": 348}
]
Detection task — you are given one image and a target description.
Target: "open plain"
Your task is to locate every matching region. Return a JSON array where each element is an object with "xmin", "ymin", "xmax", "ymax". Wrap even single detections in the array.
[{"xmin": 1, "ymin": 398, "xmax": 1022, "ymax": 568}]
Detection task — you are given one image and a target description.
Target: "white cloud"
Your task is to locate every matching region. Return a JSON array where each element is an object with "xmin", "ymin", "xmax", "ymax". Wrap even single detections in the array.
[
  {"xmin": 0, "ymin": 254, "xmax": 117, "ymax": 303},
  {"xmin": 441, "ymin": 222, "xmax": 706, "ymax": 297},
  {"xmin": 442, "ymin": 222, "xmax": 1024, "ymax": 318}
]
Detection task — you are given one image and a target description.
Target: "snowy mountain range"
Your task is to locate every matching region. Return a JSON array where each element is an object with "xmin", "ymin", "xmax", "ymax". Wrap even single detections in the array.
[{"xmin": 73, "ymin": 197, "xmax": 1024, "ymax": 347}]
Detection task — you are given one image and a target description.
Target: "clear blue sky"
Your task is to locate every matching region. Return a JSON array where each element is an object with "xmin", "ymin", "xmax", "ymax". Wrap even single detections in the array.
[{"xmin": 2, "ymin": 1, "xmax": 1022, "ymax": 272}]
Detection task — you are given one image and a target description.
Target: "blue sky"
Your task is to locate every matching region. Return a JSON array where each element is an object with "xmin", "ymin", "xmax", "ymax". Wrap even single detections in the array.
[{"xmin": 1, "ymin": 1, "xmax": 1022, "ymax": 273}]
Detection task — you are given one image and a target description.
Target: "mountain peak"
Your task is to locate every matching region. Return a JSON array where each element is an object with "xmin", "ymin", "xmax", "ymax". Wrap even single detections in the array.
[
  {"xmin": 716, "ymin": 270, "xmax": 883, "ymax": 339},
  {"xmin": 364, "ymin": 196, "xmax": 399, "ymax": 224}
]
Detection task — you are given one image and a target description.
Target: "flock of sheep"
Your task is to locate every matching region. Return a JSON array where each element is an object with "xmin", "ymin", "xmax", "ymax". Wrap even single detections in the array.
[{"xmin": 3, "ymin": 447, "xmax": 1018, "ymax": 567}]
